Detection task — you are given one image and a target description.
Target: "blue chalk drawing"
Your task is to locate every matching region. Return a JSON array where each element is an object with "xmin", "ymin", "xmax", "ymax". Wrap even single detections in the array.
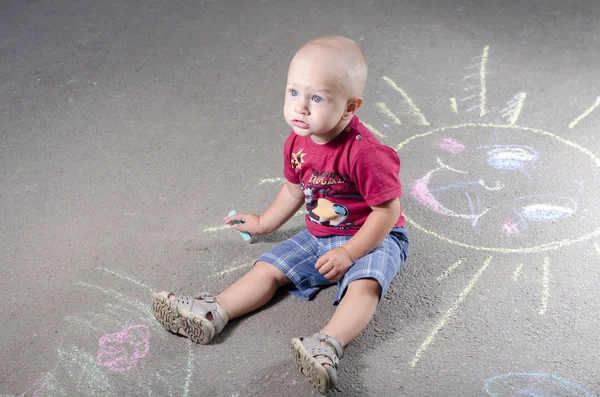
[
  {"xmin": 484, "ymin": 373, "xmax": 597, "ymax": 397},
  {"xmin": 516, "ymin": 196, "xmax": 577, "ymax": 222},
  {"xmin": 481, "ymin": 144, "xmax": 539, "ymax": 171}
]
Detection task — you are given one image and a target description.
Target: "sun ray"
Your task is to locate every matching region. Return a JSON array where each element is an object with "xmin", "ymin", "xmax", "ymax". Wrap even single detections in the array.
[
  {"xmin": 594, "ymin": 243, "xmax": 600, "ymax": 257},
  {"xmin": 375, "ymin": 102, "xmax": 402, "ymax": 125},
  {"xmin": 411, "ymin": 256, "xmax": 493, "ymax": 367},
  {"xmin": 259, "ymin": 177, "xmax": 285, "ymax": 185},
  {"xmin": 362, "ymin": 121, "xmax": 387, "ymax": 138},
  {"xmin": 381, "ymin": 76, "xmax": 430, "ymax": 126},
  {"xmin": 77, "ymin": 282, "xmax": 151, "ymax": 316},
  {"xmin": 501, "ymin": 92, "xmax": 527, "ymax": 125},
  {"xmin": 479, "ymin": 45, "xmax": 490, "ymax": 116},
  {"xmin": 63, "ymin": 315, "xmax": 107, "ymax": 333},
  {"xmin": 202, "ymin": 224, "xmax": 229, "ymax": 232},
  {"xmin": 449, "ymin": 98, "xmax": 458, "ymax": 114},
  {"xmin": 512, "ymin": 263, "xmax": 524, "ymax": 281},
  {"xmin": 183, "ymin": 343, "xmax": 195, "ymax": 397},
  {"xmin": 539, "ymin": 257, "xmax": 550, "ymax": 315},
  {"xmin": 436, "ymin": 258, "xmax": 464, "ymax": 282},
  {"xmin": 568, "ymin": 96, "xmax": 600, "ymax": 128},
  {"xmin": 209, "ymin": 263, "xmax": 251, "ymax": 278},
  {"xmin": 97, "ymin": 267, "xmax": 153, "ymax": 292},
  {"xmin": 465, "ymin": 104, "xmax": 481, "ymax": 113}
]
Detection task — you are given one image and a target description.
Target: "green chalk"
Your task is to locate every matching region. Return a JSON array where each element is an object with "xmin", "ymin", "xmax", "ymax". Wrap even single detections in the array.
[{"xmin": 228, "ymin": 210, "xmax": 252, "ymax": 242}]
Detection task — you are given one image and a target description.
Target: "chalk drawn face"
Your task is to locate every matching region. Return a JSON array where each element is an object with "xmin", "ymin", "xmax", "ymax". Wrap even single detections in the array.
[
  {"xmin": 399, "ymin": 124, "xmax": 600, "ymax": 252},
  {"xmin": 283, "ymin": 56, "xmax": 351, "ymax": 144}
]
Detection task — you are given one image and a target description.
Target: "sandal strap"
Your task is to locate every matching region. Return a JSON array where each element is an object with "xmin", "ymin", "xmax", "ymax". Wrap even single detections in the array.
[
  {"xmin": 174, "ymin": 293, "xmax": 227, "ymax": 333},
  {"xmin": 314, "ymin": 333, "xmax": 344, "ymax": 359},
  {"xmin": 197, "ymin": 292, "xmax": 215, "ymax": 303},
  {"xmin": 299, "ymin": 333, "xmax": 344, "ymax": 369}
]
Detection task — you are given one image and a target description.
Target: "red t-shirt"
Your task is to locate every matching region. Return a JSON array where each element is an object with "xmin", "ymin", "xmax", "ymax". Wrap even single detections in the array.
[{"xmin": 283, "ymin": 115, "xmax": 405, "ymax": 237}]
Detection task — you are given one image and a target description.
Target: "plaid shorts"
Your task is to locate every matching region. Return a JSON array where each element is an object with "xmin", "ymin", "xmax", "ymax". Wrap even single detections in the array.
[{"xmin": 257, "ymin": 227, "xmax": 409, "ymax": 305}]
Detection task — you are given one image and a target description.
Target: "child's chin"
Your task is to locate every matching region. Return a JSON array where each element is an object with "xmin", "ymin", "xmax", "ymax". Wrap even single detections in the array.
[{"xmin": 293, "ymin": 128, "xmax": 311, "ymax": 136}]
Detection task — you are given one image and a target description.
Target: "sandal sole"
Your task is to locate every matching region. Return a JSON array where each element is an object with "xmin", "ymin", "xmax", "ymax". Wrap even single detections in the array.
[
  {"xmin": 291, "ymin": 337, "xmax": 336, "ymax": 393},
  {"xmin": 151, "ymin": 292, "xmax": 215, "ymax": 344}
]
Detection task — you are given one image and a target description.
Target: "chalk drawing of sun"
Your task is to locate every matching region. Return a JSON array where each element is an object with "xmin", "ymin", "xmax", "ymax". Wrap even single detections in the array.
[
  {"xmin": 361, "ymin": 45, "xmax": 600, "ymax": 394},
  {"xmin": 196, "ymin": 45, "xmax": 600, "ymax": 395}
]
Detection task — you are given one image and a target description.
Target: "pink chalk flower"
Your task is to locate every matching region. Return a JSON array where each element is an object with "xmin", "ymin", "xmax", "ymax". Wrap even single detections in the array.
[{"xmin": 97, "ymin": 324, "xmax": 150, "ymax": 372}]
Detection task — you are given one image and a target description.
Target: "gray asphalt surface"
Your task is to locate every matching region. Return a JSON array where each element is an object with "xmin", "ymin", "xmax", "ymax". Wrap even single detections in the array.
[{"xmin": 2, "ymin": 0, "xmax": 600, "ymax": 396}]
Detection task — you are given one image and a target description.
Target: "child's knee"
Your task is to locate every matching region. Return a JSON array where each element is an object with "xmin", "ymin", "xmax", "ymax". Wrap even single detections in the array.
[
  {"xmin": 346, "ymin": 278, "xmax": 382, "ymax": 297},
  {"xmin": 254, "ymin": 261, "xmax": 291, "ymax": 287}
]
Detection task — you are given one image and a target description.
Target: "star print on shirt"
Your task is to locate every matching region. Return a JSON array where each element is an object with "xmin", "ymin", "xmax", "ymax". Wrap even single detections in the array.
[{"xmin": 291, "ymin": 148, "xmax": 306, "ymax": 170}]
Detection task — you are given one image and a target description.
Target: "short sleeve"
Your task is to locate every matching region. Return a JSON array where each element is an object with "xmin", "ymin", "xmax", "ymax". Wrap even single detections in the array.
[
  {"xmin": 351, "ymin": 144, "xmax": 402, "ymax": 207},
  {"xmin": 283, "ymin": 132, "xmax": 300, "ymax": 184}
]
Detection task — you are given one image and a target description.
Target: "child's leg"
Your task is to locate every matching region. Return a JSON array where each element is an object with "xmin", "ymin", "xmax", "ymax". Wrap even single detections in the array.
[
  {"xmin": 216, "ymin": 260, "xmax": 291, "ymax": 320},
  {"xmin": 291, "ymin": 228, "xmax": 409, "ymax": 392},
  {"xmin": 319, "ymin": 278, "xmax": 381, "ymax": 347},
  {"xmin": 153, "ymin": 261, "xmax": 291, "ymax": 343},
  {"xmin": 290, "ymin": 279, "xmax": 381, "ymax": 392}
]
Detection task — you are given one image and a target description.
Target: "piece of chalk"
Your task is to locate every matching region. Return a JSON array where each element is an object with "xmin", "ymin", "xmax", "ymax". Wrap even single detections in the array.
[{"xmin": 228, "ymin": 210, "xmax": 252, "ymax": 242}]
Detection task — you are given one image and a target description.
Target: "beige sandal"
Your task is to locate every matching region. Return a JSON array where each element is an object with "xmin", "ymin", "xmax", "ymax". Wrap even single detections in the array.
[
  {"xmin": 291, "ymin": 333, "xmax": 344, "ymax": 393},
  {"xmin": 151, "ymin": 291, "xmax": 228, "ymax": 344}
]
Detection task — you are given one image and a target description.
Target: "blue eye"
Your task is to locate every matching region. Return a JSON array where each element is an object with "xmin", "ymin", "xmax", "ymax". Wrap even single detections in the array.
[
  {"xmin": 290, "ymin": 89, "xmax": 298, "ymax": 97},
  {"xmin": 312, "ymin": 95, "xmax": 324, "ymax": 103}
]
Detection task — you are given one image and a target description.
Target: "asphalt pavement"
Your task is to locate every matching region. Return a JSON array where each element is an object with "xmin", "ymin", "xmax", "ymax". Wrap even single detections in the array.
[{"xmin": 1, "ymin": 0, "xmax": 600, "ymax": 396}]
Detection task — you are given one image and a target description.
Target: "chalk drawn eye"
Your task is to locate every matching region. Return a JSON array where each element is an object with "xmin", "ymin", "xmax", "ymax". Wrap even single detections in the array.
[
  {"xmin": 482, "ymin": 145, "xmax": 538, "ymax": 170},
  {"xmin": 516, "ymin": 196, "xmax": 577, "ymax": 222}
]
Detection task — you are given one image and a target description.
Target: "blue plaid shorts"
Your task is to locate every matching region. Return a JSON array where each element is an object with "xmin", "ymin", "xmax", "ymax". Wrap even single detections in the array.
[{"xmin": 257, "ymin": 227, "xmax": 409, "ymax": 305}]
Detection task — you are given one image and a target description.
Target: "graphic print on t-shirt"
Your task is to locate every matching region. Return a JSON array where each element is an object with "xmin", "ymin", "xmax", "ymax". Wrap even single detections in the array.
[
  {"xmin": 291, "ymin": 148, "xmax": 306, "ymax": 171},
  {"xmin": 301, "ymin": 168, "xmax": 353, "ymax": 229}
]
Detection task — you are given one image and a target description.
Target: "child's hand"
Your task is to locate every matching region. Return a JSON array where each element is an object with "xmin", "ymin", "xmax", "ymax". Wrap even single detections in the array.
[
  {"xmin": 315, "ymin": 247, "xmax": 354, "ymax": 282},
  {"xmin": 223, "ymin": 213, "xmax": 266, "ymax": 235}
]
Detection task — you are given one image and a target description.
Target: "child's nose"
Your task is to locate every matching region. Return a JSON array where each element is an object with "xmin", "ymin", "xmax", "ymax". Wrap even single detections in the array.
[{"xmin": 295, "ymin": 100, "xmax": 309, "ymax": 114}]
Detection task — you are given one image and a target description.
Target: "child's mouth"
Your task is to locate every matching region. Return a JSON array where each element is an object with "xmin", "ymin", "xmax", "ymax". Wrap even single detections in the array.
[{"xmin": 292, "ymin": 120, "xmax": 309, "ymax": 129}]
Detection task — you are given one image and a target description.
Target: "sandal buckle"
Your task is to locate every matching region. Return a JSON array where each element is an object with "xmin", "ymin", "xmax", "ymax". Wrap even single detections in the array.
[{"xmin": 202, "ymin": 294, "xmax": 215, "ymax": 303}]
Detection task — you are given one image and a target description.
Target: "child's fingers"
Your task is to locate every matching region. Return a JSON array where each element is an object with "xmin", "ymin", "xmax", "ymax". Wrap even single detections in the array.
[
  {"xmin": 223, "ymin": 213, "xmax": 247, "ymax": 225},
  {"xmin": 234, "ymin": 222, "xmax": 252, "ymax": 232},
  {"xmin": 317, "ymin": 261, "xmax": 334, "ymax": 275},
  {"xmin": 315, "ymin": 255, "xmax": 328, "ymax": 270},
  {"xmin": 324, "ymin": 269, "xmax": 339, "ymax": 281}
]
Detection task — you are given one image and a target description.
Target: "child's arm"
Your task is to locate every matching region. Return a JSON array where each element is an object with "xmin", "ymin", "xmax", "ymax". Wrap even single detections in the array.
[
  {"xmin": 223, "ymin": 181, "xmax": 305, "ymax": 235},
  {"xmin": 315, "ymin": 197, "xmax": 401, "ymax": 281}
]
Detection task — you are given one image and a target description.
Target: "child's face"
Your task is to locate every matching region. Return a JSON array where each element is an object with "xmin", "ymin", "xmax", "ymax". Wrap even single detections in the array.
[{"xmin": 283, "ymin": 54, "xmax": 352, "ymax": 144}]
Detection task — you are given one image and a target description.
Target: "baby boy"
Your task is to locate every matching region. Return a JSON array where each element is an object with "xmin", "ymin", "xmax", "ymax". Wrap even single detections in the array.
[{"xmin": 152, "ymin": 36, "xmax": 409, "ymax": 393}]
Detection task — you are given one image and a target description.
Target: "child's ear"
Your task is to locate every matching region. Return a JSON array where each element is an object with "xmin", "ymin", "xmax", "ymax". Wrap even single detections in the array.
[{"xmin": 343, "ymin": 97, "xmax": 363, "ymax": 119}]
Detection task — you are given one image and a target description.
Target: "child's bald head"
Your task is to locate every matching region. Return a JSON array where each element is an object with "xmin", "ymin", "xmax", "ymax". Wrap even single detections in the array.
[
  {"xmin": 289, "ymin": 36, "xmax": 368, "ymax": 98},
  {"xmin": 283, "ymin": 36, "xmax": 367, "ymax": 143}
]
